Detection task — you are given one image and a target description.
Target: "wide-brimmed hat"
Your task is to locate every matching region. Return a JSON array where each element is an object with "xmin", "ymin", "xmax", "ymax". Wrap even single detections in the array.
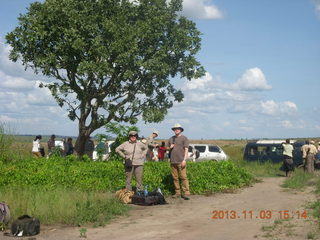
[
  {"xmin": 171, "ymin": 123, "xmax": 184, "ymax": 132},
  {"xmin": 128, "ymin": 131, "xmax": 138, "ymax": 137},
  {"xmin": 153, "ymin": 130, "xmax": 159, "ymax": 136}
]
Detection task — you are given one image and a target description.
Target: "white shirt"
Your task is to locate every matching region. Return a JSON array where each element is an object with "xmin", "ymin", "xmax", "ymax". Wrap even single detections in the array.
[
  {"xmin": 282, "ymin": 143, "xmax": 293, "ymax": 158},
  {"xmin": 32, "ymin": 140, "xmax": 40, "ymax": 152}
]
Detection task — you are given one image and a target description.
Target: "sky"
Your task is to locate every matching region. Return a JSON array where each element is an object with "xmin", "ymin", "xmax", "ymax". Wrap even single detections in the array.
[{"xmin": 0, "ymin": 0, "xmax": 320, "ymax": 140}]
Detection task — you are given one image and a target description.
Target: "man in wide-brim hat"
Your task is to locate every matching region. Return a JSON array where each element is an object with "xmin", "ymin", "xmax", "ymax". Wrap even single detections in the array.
[
  {"xmin": 167, "ymin": 123, "xmax": 190, "ymax": 200},
  {"xmin": 116, "ymin": 131, "xmax": 147, "ymax": 191}
]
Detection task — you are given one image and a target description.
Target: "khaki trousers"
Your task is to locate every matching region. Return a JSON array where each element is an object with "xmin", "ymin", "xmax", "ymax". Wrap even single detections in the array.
[
  {"xmin": 171, "ymin": 164, "xmax": 190, "ymax": 195},
  {"xmin": 125, "ymin": 165, "xmax": 144, "ymax": 191},
  {"xmin": 32, "ymin": 152, "xmax": 42, "ymax": 158},
  {"xmin": 305, "ymin": 153, "xmax": 315, "ymax": 173}
]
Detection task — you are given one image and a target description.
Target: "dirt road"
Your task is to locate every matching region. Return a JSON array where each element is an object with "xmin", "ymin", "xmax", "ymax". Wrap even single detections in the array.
[{"xmin": 3, "ymin": 177, "xmax": 317, "ymax": 240}]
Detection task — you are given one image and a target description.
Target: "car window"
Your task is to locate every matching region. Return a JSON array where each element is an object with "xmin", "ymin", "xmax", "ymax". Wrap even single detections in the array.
[
  {"xmin": 194, "ymin": 146, "xmax": 206, "ymax": 153},
  {"xmin": 209, "ymin": 146, "xmax": 220, "ymax": 152}
]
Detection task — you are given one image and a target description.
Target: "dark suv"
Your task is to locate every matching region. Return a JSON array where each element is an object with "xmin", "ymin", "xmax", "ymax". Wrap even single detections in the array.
[{"xmin": 243, "ymin": 140, "xmax": 304, "ymax": 167}]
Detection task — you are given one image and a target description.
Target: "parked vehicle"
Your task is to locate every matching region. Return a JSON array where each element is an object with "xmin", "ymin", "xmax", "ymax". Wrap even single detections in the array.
[
  {"xmin": 243, "ymin": 140, "xmax": 304, "ymax": 167},
  {"xmin": 187, "ymin": 144, "xmax": 228, "ymax": 162}
]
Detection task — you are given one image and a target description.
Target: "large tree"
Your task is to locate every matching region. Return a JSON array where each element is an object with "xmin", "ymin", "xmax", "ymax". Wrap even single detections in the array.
[{"xmin": 6, "ymin": 0, "xmax": 205, "ymax": 156}]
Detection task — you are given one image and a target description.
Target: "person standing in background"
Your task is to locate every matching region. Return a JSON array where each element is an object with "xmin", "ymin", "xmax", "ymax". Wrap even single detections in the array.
[
  {"xmin": 146, "ymin": 130, "xmax": 159, "ymax": 161},
  {"xmin": 65, "ymin": 137, "xmax": 74, "ymax": 156},
  {"xmin": 32, "ymin": 135, "xmax": 42, "ymax": 158},
  {"xmin": 282, "ymin": 139, "xmax": 294, "ymax": 177},
  {"xmin": 158, "ymin": 141, "xmax": 167, "ymax": 161},
  {"xmin": 84, "ymin": 136, "xmax": 95, "ymax": 160},
  {"xmin": 302, "ymin": 140, "xmax": 317, "ymax": 173}
]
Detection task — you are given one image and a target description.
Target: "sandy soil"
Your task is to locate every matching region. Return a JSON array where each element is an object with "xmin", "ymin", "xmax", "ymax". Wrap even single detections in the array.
[{"xmin": 2, "ymin": 177, "xmax": 318, "ymax": 240}]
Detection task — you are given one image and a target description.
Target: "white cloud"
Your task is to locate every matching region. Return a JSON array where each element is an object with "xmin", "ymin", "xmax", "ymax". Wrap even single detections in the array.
[
  {"xmin": 239, "ymin": 126, "xmax": 254, "ymax": 132},
  {"xmin": 281, "ymin": 120, "xmax": 293, "ymax": 129},
  {"xmin": 181, "ymin": 0, "xmax": 223, "ymax": 19},
  {"xmin": 260, "ymin": 100, "xmax": 298, "ymax": 116},
  {"xmin": 233, "ymin": 67, "xmax": 272, "ymax": 91},
  {"xmin": 0, "ymin": 70, "xmax": 34, "ymax": 90},
  {"xmin": 313, "ymin": 0, "xmax": 320, "ymax": 15}
]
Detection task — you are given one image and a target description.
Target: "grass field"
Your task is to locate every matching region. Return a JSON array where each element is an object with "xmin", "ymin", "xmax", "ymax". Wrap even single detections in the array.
[{"xmin": 2, "ymin": 133, "xmax": 319, "ymax": 227}]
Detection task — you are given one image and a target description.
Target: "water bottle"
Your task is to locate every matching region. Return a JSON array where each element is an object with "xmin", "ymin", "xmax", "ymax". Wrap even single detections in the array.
[{"xmin": 144, "ymin": 185, "xmax": 148, "ymax": 196}]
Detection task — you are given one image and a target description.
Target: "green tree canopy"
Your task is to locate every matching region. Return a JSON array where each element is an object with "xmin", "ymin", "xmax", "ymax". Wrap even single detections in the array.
[{"xmin": 6, "ymin": 0, "xmax": 205, "ymax": 155}]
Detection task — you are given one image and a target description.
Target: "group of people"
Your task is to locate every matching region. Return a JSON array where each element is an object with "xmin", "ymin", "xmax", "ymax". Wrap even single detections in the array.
[
  {"xmin": 116, "ymin": 123, "xmax": 191, "ymax": 200},
  {"xmin": 32, "ymin": 134, "xmax": 74, "ymax": 158},
  {"xmin": 282, "ymin": 139, "xmax": 320, "ymax": 177}
]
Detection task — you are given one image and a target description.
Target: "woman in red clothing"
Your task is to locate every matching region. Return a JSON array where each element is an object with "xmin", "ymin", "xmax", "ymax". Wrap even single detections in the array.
[{"xmin": 158, "ymin": 141, "xmax": 167, "ymax": 161}]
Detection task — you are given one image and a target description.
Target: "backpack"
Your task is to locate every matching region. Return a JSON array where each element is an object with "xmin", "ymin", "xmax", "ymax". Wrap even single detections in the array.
[
  {"xmin": 0, "ymin": 202, "xmax": 10, "ymax": 226},
  {"xmin": 11, "ymin": 215, "xmax": 40, "ymax": 237},
  {"xmin": 131, "ymin": 190, "xmax": 166, "ymax": 206}
]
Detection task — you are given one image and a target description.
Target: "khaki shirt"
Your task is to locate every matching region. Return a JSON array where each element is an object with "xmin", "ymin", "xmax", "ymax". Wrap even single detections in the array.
[
  {"xmin": 146, "ymin": 134, "xmax": 157, "ymax": 149},
  {"xmin": 116, "ymin": 141, "xmax": 147, "ymax": 165},
  {"xmin": 301, "ymin": 144, "xmax": 317, "ymax": 158}
]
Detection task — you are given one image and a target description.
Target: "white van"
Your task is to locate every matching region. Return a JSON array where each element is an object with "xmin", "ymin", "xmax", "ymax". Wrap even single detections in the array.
[{"xmin": 188, "ymin": 144, "xmax": 228, "ymax": 162}]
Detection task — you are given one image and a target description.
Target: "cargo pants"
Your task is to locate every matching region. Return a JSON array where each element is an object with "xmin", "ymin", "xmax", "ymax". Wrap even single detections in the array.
[{"xmin": 171, "ymin": 164, "xmax": 190, "ymax": 196}]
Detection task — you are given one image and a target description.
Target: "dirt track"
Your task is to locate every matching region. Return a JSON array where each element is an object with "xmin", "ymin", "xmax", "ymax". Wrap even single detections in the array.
[{"xmin": 2, "ymin": 177, "xmax": 317, "ymax": 240}]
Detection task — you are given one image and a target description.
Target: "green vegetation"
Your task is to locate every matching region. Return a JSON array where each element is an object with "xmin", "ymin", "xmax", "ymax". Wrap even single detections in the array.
[
  {"xmin": 0, "ymin": 157, "xmax": 253, "ymax": 195},
  {"xmin": 281, "ymin": 169, "xmax": 314, "ymax": 190},
  {"xmin": 232, "ymin": 160, "xmax": 283, "ymax": 177},
  {"xmin": 6, "ymin": 0, "xmax": 205, "ymax": 156},
  {"xmin": 0, "ymin": 187, "xmax": 129, "ymax": 226},
  {"xmin": 307, "ymin": 232, "xmax": 317, "ymax": 240},
  {"xmin": 0, "ymin": 123, "xmax": 15, "ymax": 163}
]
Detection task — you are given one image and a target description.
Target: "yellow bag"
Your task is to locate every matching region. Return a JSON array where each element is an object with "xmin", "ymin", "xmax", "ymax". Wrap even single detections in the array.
[{"xmin": 115, "ymin": 189, "xmax": 134, "ymax": 204}]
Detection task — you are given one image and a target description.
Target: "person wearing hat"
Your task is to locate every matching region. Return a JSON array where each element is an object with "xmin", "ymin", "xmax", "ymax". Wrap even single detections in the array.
[
  {"xmin": 116, "ymin": 131, "xmax": 148, "ymax": 191},
  {"xmin": 146, "ymin": 130, "xmax": 159, "ymax": 161},
  {"xmin": 301, "ymin": 140, "xmax": 317, "ymax": 173},
  {"xmin": 167, "ymin": 123, "xmax": 191, "ymax": 200}
]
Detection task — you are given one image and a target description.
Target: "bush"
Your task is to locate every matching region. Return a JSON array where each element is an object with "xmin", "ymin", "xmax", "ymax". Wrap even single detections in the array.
[{"xmin": 0, "ymin": 158, "xmax": 253, "ymax": 194}]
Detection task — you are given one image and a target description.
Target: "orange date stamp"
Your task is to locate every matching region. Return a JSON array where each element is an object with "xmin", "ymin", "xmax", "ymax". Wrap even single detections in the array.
[{"xmin": 211, "ymin": 210, "xmax": 308, "ymax": 220}]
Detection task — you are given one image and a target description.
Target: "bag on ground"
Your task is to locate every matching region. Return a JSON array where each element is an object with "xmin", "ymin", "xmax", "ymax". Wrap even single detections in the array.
[
  {"xmin": 11, "ymin": 215, "xmax": 40, "ymax": 237},
  {"xmin": 0, "ymin": 202, "xmax": 10, "ymax": 225},
  {"xmin": 116, "ymin": 189, "xmax": 135, "ymax": 204},
  {"xmin": 131, "ymin": 189, "xmax": 166, "ymax": 206}
]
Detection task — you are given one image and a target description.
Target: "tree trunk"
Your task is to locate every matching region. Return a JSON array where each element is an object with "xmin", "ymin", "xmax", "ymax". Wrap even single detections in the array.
[{"xmin": 75, "ymin": 133, "xmax": 89, "ymax": 157}]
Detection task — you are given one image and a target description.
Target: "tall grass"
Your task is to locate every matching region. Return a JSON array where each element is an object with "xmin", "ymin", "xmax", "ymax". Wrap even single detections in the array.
[
  {"xmin": 222, "ymin": 144, "xmax": 245, "ymax": 161},
  {"xmin": 232, "ymin": 159, "xmax": 283, "ymax": 177},
  {"xmin": 0, "ymin": 187, "xmax": 129, "ymax": 226},
  {"xmin": 0, "ymin": 122, "xmax": 15, "ymax": 163},
  {"xmin": 281, "ymin": 169, "xmax": 314, "ymax": 190}
]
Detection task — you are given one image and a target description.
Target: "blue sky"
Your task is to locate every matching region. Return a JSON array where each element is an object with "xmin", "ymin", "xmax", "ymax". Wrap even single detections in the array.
[{"xmin": 0, "ymin": 0, "xmax": 319, "ymax": 140}]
